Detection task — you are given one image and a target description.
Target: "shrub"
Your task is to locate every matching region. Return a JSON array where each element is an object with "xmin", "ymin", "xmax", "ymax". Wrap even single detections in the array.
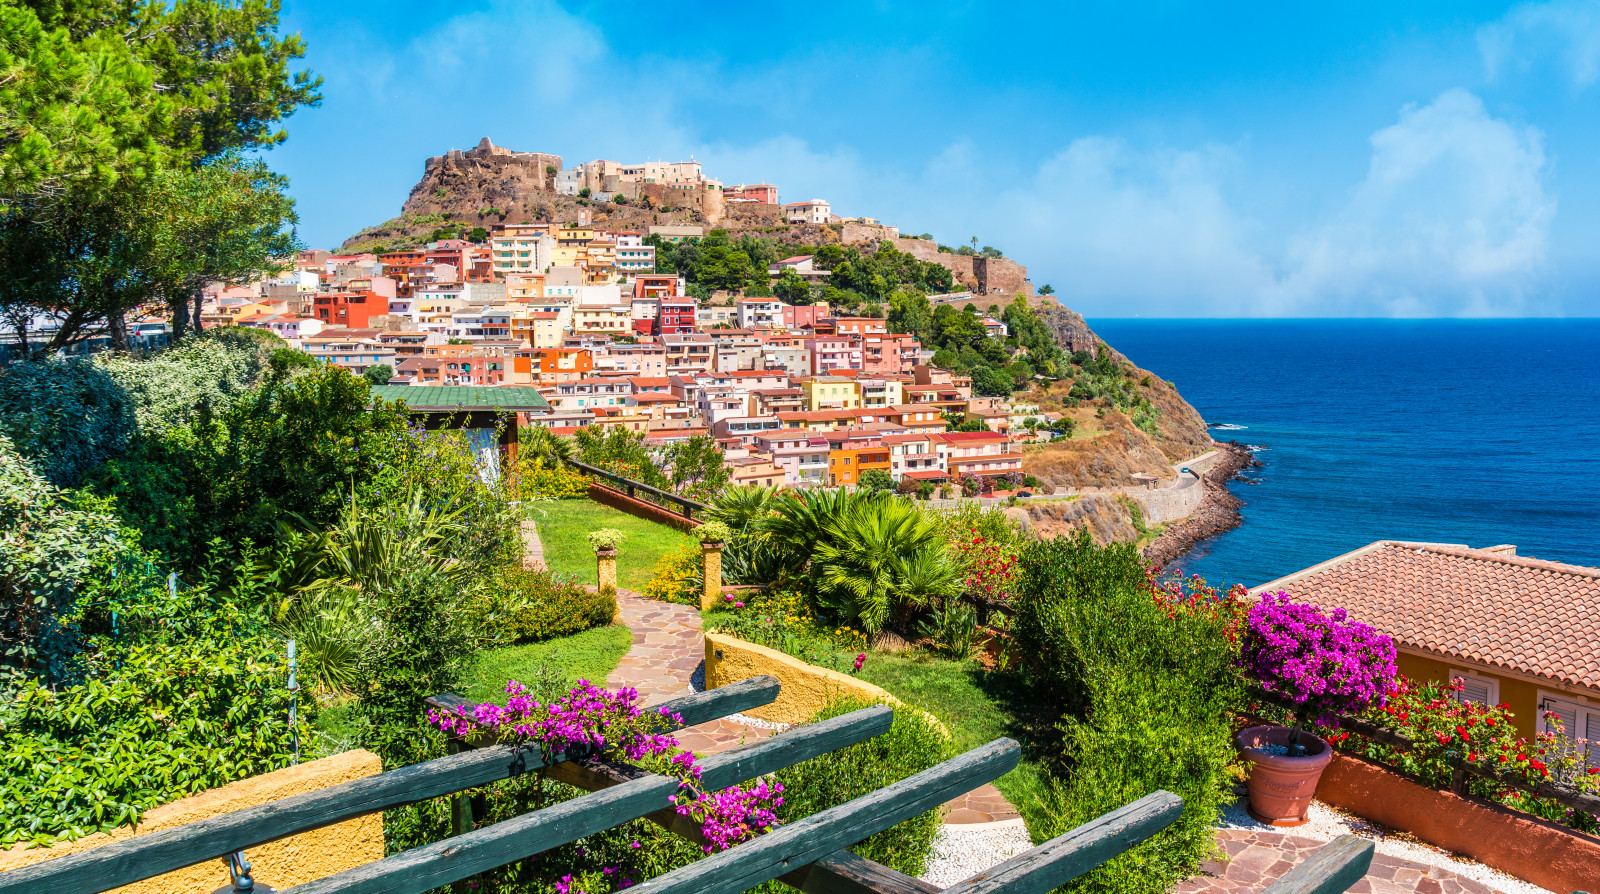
[
  {"xmin": 484, "ymin": 566, "xmax": 618, "ymax": 644},
  {"xmin": 774, "ymin": 696, "xmax": 951, "ymax": 875},
  {"xmin": 641, "ymin": 542, "xmax": 701, "ymax": 605},
  {"xmin": 1012, "ymin": 531, "xmax": 1240, "ymax": 893},
  {"xmin": 0, "ymin": 359, "xmax": 134, "ymax": 487},
  {"xmin": 516, "ymin": 465, "xmax": 590, "ymax": 500},
  {"xmin": 0, "ymin": 437, "xmax": 138, "ymax": 683}
]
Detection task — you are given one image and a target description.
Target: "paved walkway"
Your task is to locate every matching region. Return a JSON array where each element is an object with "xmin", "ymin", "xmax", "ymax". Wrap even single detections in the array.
[
  {"xmin": 1176, "ymin": 829, "xmax": 1494, "ymax": 894},
  {"xmin": 604, "ymin": 590, "xmax": 1019, "ymax": 823}
]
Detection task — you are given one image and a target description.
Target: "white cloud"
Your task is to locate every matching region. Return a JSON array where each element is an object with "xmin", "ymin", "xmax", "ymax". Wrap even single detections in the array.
[
  {"xmin": 1274, "ymin": 90, "xmax": 1554, "ymax": 316},
  {"xmin": 293, "ymin": 2, "xmax": 1559, "ymax": 316},
  {"xmin": 1479, "ymin": 0, "xmax": 1600, "ymax": 87}
]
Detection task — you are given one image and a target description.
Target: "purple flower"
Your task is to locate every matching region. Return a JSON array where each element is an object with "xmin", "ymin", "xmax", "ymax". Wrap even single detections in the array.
[{"xmin": 1241, "ymin": 591, "xmax": 1397, "ymax": 725}]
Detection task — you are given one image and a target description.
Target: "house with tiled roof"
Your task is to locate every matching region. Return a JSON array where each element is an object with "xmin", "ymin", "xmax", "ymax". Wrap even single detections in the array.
[{"xmin": 1254, "ymin": 540, "xmax": 1600, "ymax": 757}]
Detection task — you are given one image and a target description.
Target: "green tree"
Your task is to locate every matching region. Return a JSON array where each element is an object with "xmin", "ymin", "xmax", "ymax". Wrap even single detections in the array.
[
  {"xmin": 887, "ymin": 289, "xmax": 933, "ymax": 341},
  {"xmin": 1039, "ymin": 284, "xmax": 1055, "ymax": 295},
  {"xmin": 773, "ymin": 268, "xmax": 810, "ymax": 304},
  {"xmin": 857, "ymin": 468, "xmax": 895, "ymax": 495},
  {"xmin": 972, "ymin": 367, "xmax": 1015, "ymax": 397},
  {"xmin": 362, "ymin": 363, "xmax": 393, "ymax": 385},
  {"xmin": 467, "ymin": 226, "xmax": 488, "ymax": 242}
]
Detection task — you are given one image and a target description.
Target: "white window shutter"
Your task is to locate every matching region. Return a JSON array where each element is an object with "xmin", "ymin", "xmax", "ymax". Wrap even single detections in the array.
[
  {"xmin": 1457, "ymin": 679, "xmax": 1493, "ymax": 707},
  {"xmin": 1541, "ymin": 696, "xmax": 1580, "ymax": 744},
  {"xmin": 1586, "ymin": 711, "xmax": 1600, "ymax": 770}
]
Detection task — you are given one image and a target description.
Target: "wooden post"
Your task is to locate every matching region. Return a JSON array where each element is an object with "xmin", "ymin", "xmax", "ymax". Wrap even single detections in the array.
[
  {"xmin": 700, "ymin": 541, "xmax": 724, "ymax": 611},
  {"xmin": 596, "ymin": 547, "xmax": 618, "ymax": 593}
]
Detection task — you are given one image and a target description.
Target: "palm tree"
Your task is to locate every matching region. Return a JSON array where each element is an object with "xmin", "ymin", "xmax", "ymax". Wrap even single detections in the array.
[
  {"xmin": 813, "ymin": 496, "xmax": 948, "ymax": 633},
  {"xmin": 521, "ymin": 426, "xmax": 574, "ymax": 471},
  {"xmin": 706, "ymin": 484, "xmax": 780, "ymax": 535}
]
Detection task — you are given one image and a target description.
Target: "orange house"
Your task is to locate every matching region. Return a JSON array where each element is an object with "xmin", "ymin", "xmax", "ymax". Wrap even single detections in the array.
[
  {"xmin": 828, "ymin": 446, "xmax": 891, "ymax": 487},
  {"xmin": 528, "ymin": 348, "xmax": 594, "ymax": 384}
]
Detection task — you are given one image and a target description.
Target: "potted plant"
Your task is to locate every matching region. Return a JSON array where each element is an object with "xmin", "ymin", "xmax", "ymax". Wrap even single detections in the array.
[
  {"xmin": 587, "ymin": 529, "xmax": 625, "ymax": 594},
  {"xmin": 1237, "ymin": 591, "xmax": 1396, "ymax": 825},
  {"xmin": 692, "ymin": 520, "xmax": 732, "ymax": 549}
]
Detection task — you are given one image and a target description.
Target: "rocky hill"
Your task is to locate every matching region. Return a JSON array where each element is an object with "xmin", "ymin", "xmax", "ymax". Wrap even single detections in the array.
[{"xmin": 337, "ymin": 139, "xmax": 1234, "ymax": 557}]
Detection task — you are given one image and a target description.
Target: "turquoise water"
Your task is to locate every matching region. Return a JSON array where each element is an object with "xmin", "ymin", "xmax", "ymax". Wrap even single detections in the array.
[{"xmin": 1087, "ymin": 319, "xmax": 1600, "ymax": 588}]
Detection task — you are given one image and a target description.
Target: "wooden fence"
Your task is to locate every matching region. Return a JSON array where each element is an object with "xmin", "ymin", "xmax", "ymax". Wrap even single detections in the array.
[
  {"xmin": 566, "ymin": 459, "xmax": 708, "ymax": 521},
  {"xmin": 0, "ymin": 678, "xmax": 1378, "ymax": 894}
]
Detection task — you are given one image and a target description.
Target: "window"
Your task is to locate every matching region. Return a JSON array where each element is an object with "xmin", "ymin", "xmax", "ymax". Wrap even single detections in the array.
[{"xmin": 1539, "ymin": 691, "xmax": 1600, "ymax": 769}]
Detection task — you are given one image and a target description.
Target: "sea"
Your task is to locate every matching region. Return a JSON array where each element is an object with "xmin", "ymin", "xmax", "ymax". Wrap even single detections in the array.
[{"xmin": 1086, "ymin": 318, "xmax": 1600, "ymax": 589}]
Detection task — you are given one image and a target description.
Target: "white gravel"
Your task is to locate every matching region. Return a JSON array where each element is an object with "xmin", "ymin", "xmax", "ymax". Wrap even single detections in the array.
[
  {"xmin": 918, "ymin": 818, "xmax": 1032, "ymax": 887},
  {"xmin": 1217, "ymin": 797, "xmax": 1554, "ymax": 894}
]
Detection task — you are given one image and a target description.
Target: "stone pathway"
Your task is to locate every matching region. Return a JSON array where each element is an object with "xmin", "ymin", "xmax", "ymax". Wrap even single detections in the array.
[
  {"xmin": 604, "ymin": 590, "xmax": 1019, "ymax": 823},
  {"xmin": 521, "ymin": 518, "xmax": 545, "ymax": 569},
  {"xmin": 1176, "ymin": 829, "xmax": 1495, "ymax": 894}
]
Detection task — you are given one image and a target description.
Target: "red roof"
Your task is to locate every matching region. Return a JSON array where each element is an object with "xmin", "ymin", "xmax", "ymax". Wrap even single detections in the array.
[
  {"xmin": 936, "ymin": 431, "xmax": 1007, "ymax": 443},
  {"xmin": 903, "ymin": 469, "xmax": 950, "ymax": 481},
  {"xmin": 1255, "ymin": 541, "xmax": 1600, "ymax": 690}
]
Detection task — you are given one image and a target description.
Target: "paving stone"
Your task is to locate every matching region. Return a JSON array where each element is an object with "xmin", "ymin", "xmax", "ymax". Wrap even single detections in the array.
[{"xmin": 1171, "ymin": 826, "xmax": 1496, "ymax": 894}]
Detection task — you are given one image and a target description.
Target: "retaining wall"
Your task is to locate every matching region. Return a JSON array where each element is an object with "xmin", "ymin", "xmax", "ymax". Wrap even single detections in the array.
[
  {"xmin": 1315, "ymin": 751, "xmax": 1600, "ymax": 893},
  {"xmin": 1126, "ymin": 478, "xmax": 1205, "ymax": 525},
  {"xmin": 0, "ymin": 750, "xmax": 384, "ymax": 893},
  {"xmin": 704, "ymin": 632, "xmax": 933, "ymax": 728},
  {"xmin": 587, "ymin": 482, "xmax": 700, "ymax": 532}
]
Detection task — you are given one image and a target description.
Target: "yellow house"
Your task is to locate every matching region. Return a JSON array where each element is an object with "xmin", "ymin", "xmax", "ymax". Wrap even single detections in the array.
[
  {"xmin": 802, "ymin": 376, "xmax": 861, "ymax": 412},
  {"xmin": 572, "ymin": 303, "xmax": 630, "ymax": 335},
  {"xmin": 1255, "ymin": 540, "xmax": 1600, "ymax": 754}
]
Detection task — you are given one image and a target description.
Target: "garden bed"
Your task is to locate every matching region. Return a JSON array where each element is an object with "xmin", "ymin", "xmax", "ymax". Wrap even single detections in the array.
[{"xmin": 1315, "ymin": 750, "xmax": 1600, "ymax": 893}]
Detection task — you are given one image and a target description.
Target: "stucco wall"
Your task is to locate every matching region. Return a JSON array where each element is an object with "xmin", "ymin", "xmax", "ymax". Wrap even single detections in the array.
[
  {"xmin": 1316, "ymin": 751, "xmax": 1600, "ymax": 893},
  {"xmin": 705, "ymin": 632, "xmax": 933, "ymax": 727},
  {"xmin": 0, "ymin": 750, "xmax": 384, "ymax": 893}
]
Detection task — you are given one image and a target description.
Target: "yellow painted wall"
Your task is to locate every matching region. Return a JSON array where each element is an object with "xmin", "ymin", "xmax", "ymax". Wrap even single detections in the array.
[
  {"xmin": 704, "ymin": 632, "xmax": 946, "ymax": 738},
  {"xmin": 0, "ymin": 750, "xmax": 384, "ymax": 893},
  {"xmin": 1396, "ymin": 651, "xmax": 1543, "ymax": 739}
]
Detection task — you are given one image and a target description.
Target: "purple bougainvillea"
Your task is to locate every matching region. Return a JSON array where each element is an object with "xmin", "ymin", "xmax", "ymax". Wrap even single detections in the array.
[
  {"xmin": 429, "ymin": 679, "xmax": 784, "ymax": 866},
  {"xmin": 1242, "ymin": 591, "xmax": 1398, "ymax": 740}
]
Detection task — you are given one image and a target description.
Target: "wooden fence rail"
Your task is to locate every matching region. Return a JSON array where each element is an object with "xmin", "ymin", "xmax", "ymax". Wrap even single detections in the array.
[
  {"xmin": 566, "ymin": 459, "xmax": 708, "ymax": 520},
  {"xmin": 0, "ymin": 677, "xmax": 1380, "ymax": 894}
]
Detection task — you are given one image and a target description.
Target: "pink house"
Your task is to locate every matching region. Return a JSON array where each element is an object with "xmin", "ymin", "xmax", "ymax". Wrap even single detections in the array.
[{"xmin": 782, "ymin": 302, "xmax": 830, "ymax": 331}]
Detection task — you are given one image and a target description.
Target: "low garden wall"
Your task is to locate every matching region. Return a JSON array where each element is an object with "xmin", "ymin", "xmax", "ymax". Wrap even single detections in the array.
[
  {"xmin": 587, "ymin": 482, "xmax": 699, "ymax": 532},
  {"xmin": 1315, "ymin": 751, "xmax": 1600, "ymax": 893},
  {"xmin": 0, "ymin": 749, "xmax": 385, "ymax": 893},
  {"xmin": 704, "ymin": 631, "xmax": 917, "ymax": 726}
]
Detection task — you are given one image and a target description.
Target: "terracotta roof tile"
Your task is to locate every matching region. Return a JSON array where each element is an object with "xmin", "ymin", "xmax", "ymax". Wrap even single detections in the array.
[{"xmin": 1253, "ymin": 541, "xmax": 1600, "ymax": 690}]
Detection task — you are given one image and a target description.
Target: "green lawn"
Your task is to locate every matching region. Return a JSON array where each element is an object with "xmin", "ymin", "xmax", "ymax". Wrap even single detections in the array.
[
  {"xmin": 705, "ymin": 601, "xmax": 1051, "ymax": 834},
  {"xmin": 533, "ymin": 499, "xmax": 694, "ymax": 592},
  {"xmin": 854, "ymin": 653, "xmax": 1049, "ymax": 830},
  {"xmin": 464, "ymin": 623, "xmax": 634, "ymax": 704},
  {"xmin": 312, "ymin": 623, "xmax": 635, "ymax": 753}
]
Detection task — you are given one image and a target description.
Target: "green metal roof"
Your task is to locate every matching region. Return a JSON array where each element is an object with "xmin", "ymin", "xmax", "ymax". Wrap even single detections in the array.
[{"xmin": 370, "ymin": 386, "xmax": 551, "ymax": 412}]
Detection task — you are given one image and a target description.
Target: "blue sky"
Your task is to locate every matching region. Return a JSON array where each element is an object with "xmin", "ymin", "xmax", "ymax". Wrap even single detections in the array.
[{"xmin": 272, "ymin": 0, "xmax": 1600, "ymax": 317}]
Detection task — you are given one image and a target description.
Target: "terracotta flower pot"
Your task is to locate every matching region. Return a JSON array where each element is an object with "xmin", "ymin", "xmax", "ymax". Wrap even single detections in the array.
[{"xmin": 1234, "ymin": 725, "xmax": 1334, "ymax": 827}]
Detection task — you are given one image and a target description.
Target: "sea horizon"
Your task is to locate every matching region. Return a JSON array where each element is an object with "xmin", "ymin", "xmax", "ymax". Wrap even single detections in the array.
[{"xmin": 1086, "ymin": 317, "xmax": 1600, "ymax": 588}]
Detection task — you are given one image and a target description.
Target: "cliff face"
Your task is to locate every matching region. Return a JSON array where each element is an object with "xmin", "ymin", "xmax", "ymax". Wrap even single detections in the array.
[{"xmin": 340, "ymin": 137, "xmax": 730, "ymax": 252}]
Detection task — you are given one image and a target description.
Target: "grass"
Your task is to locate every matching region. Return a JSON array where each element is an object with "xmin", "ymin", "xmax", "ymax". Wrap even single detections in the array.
[
  {"xmin": 311, "ymin": 623, "xmax": 635, "ymax": 752},
  {"xmin": 533, "ymin": 499, "xmax": 695, "ymax": 592},
  {"xmin": 464, "ymin": 622, "xmax": 634, "ymax": 704},
  {"xmin": 854, "ymin": 653, "xmax": 1050, "ymax": 829},
  {"xmin": 706, "ymin": 599, "xmax": 1051, "ymax": 833}
]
